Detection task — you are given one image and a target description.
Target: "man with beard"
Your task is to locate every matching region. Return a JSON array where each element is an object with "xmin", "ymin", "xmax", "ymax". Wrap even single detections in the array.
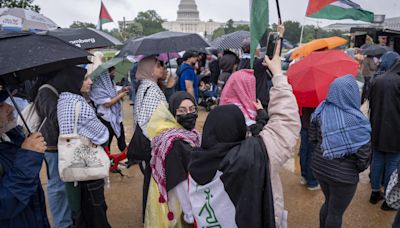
[{"xmin": 0, "ymin": 88, "xmax": 49, "ymax": 227}]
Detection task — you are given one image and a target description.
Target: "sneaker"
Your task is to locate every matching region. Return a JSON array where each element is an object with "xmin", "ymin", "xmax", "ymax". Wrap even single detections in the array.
[
  {"xmin": 307, "ymin": 185, "xmax": 321, "ymax": 191},
  {"xmin": 369, "ymin": 191, "xmax": 384, "ymax": 204},
  {"xmin": 381, "ymin": 201, "xmax": 396, "ymax": 211},
  {"xmin": 300, "ymin": 176, "xmax": 307, "ymax": 185}
]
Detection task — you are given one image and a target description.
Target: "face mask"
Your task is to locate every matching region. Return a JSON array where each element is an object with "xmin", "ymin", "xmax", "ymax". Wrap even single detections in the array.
[{"xmin": 177, "ymin": 112, "xmax": 198, "ymax": 130}]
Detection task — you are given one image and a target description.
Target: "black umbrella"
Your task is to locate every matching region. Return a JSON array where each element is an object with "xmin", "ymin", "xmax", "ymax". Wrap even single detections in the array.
[
  {"xmin": 0, "ymin": 31, "xmax": 91, "ymax": 85},
  {"xmin": 211, "ymin": 30, "xmax": 250, "ymax": 50},
  {"xmin": 362, "ymin": 44, "xmax": 391, "ymax": 56},
  {"xmin": 41, "ymin": 28, "xmax": 123, "ymax": 50},
  {"xmin": 117, "ymin": 31, "xmax": 209, "ymax": 57},
  {"xmin": 0, "ymin": 31, "xmax": 91, "ymax": 133}
]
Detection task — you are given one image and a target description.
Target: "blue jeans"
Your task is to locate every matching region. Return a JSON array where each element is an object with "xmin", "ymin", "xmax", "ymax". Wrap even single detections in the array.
[
  {"xmin": 300, "ymin": 128, "xmax": 318, "ymax": 187},
  {"xmin": 370, "ymin": 150, "xmax": 400, "ymax": 193},
  {"xmin": 44, "ymin": 152, "xmax": 72, "ymax": 228}
]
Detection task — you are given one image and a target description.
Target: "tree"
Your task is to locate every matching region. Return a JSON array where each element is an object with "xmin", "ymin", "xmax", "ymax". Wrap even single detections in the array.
[
  {"xmin": 0, "ymin": 0, "xmax": 40, "ymax": 12},
  {"xmin": 69, "ymin": 21, "xmax": 96, "ymax": 29},
  {"xmin": 236, "ymin": 24, "xmax": 250, "ymax": 31},
  {"xmin": 212, "ymin": 27, "xmax": 225, "ymax": 40},
  {"xmin": 122, "ymin": 22, "xmax": 143, "ymax": 39},
  {"xmin": 134, "ymin": 10, "xmax": 165, "ymax": 36},
  {"xmin": 212, "ymin": 20, "xmax": 250, "ymax": 40},
  {"xmin": 224, "ymin": 19, "xmax": 235, "ymax": 34},
  {"xmin": 281, "ymin": 21, "xmax": 302, "ymax": 45}
]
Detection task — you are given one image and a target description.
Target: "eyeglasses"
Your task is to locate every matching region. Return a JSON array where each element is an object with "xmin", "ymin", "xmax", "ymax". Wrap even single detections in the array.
[{"xmin": 176, "ymin": 105, "xmax": 197, "ymax": 115}]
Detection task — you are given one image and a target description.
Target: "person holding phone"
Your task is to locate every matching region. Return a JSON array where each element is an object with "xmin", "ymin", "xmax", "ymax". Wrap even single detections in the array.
[{"xmin": 190, "ymin": 31, "xmax": 302, "ymax": 228}]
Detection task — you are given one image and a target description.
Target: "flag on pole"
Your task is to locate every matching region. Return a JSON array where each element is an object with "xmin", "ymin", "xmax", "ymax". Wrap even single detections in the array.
[
  {"xmin": 306, "ymin": 0, "xmax": 374, "ymax": 23},
  {"xmin": 97, "ymin": 1, "xmax": 113, "ymax": 30},
  {"xmin": 250, "ymin": 0, "xmax": 269, "ymax": 68}
]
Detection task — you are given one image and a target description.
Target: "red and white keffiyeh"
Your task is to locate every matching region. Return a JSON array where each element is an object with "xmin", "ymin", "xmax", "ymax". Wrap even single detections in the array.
[
  {"xmin": 150, "ymin": 128, "xmax": 201, "ymax": 203},
  {"xmin": 220, "ymin": 69, "xmax": 257, "ymax": 121}
]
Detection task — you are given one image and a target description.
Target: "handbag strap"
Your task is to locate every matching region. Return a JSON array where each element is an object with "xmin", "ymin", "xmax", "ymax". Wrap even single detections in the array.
[{"xmin": 73, "ymin": 102, "xmax": 81, "ymax": 134}]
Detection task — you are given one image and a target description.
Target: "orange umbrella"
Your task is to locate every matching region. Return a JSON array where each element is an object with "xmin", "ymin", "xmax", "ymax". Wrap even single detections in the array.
[{"xmin": 290, "ymin": 36, "xmax": 348, "ymax": 60}]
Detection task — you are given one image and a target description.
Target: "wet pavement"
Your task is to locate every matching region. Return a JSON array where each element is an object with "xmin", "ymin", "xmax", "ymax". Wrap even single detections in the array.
[{"xmin": 41, "ymin": 101, "xmax": 397, "ymax": 227}]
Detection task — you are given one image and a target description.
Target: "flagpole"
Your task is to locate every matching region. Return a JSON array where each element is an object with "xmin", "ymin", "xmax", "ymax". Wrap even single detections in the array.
[
  {"xmin": 299, "ymin": 17, "xmax": 306, "ymax": 46},
  {"xmin": 275, "ymin": 0, "xmax": 282, "ymax": 24}
]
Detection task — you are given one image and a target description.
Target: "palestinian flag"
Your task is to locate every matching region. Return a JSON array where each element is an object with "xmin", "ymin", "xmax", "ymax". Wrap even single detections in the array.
[
  {"xmin": 249, "ymin": 0, "xmax": 269, "ymax": 68},
  {"xmin": 306, "ymin": 0, "xmax": 374, "ymax": 23},
  {"xmin": 189, "ymin": 137, "xmax": 276, "ymax": 228},
  {"xmin": 98, "ymin": 1, "xmax": 113, "ymax": 30}
]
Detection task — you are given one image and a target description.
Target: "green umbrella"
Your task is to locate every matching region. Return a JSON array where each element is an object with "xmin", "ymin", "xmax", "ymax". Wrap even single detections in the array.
[{"xmin": 91, "ymin": 57, "xmax": 133, "ymax": 82}]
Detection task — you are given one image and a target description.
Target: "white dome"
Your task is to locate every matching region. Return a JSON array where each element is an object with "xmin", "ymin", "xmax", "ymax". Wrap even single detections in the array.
[{"xmin": 177, "ymin": 0, "xmax": 200, "ymax": 22}]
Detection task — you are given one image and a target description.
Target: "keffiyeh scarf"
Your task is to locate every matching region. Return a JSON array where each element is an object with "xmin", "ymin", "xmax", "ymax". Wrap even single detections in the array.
[
  {"xmin": 58, "ymin": 92, "xmax": 109, "ymax": 145},
  {"xmin": 150, "ymin": 128, "xmax": 201, "ymax": 203},
  {"xmin": 312, "ymin": 75, "xmax": 371, "ymax": 159},
  {"xmin": 90, "ymin": 71, "xmax": 122, "ymax": 137}
]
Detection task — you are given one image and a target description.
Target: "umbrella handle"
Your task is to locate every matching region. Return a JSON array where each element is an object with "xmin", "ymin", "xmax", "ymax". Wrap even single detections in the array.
[{"xmin": 3, "ymin": 84, "xmax": 32, "ymax": 135}]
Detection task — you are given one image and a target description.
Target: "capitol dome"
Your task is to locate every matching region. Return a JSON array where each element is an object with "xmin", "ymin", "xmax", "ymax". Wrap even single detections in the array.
[{"xmin": 177, "ymin": 0, "xmax": 200, "ymax": 22}]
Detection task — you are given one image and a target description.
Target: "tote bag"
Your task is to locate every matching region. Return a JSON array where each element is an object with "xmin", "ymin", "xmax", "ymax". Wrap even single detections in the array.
[{"xmin": 58, "ymin": 102, "xmax": 110, "ymax": 182}]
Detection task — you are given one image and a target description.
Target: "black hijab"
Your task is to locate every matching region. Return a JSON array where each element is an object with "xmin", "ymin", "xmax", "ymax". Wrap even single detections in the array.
[
  {"xmin": 189, "ymin": 105, "xmax": 276, "ymax": 228},
  {"xmin": 30, "ymin": 66, "xmax": 87, "ymax": 100},
  {"xmin": 168, "ymin": 91, "xmax": 197, "ymax": 117},
  {"xmin": 47, "ymin": 66, "xmax": 86, "ymax": 95},
  {"xmin": 189, "ymin": 105, "xmax": 246, "ymax": 185}
]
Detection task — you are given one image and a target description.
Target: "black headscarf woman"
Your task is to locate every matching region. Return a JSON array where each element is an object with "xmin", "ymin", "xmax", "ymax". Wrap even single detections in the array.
[
  {"xmin": 30, "ymin": 66, "xmax": 86, "ymax": 100},
  {"xmin": 146, "ymin": 91, "xmax": 201, "ymax": 225},
  {"xmin": 169, "ymin": 91, "xmax": 198, "ymax": 130},
  {"xmin": 189, "ymin": 105, "xmax": 275, "ymax": 228}
]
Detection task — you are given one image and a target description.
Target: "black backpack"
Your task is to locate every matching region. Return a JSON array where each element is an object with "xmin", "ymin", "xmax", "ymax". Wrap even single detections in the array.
[{"xmin": 127, "ymin": 87, "xmax": 152, "ymax": 162}]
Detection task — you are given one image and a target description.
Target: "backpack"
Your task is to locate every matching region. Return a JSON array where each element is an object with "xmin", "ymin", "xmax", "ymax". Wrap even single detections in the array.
[{"xmin": 17, "ymin": 84, "xmax": 58, "ymax": 134}]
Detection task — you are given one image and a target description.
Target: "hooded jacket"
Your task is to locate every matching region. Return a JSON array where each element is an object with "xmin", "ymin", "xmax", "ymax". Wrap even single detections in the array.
[{"xmin": 370, "ymin": 62, "xmax": 400, "ymax": 153}]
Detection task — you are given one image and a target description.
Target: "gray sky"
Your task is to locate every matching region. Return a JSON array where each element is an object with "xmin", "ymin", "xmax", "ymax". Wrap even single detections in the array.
[{"xmin": 35, "ymin": 0, "xmax": 400, "ymax": 29}]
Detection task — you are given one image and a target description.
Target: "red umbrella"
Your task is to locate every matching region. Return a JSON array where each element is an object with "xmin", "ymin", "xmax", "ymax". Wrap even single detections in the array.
[{"xmin": 288, "ymin": 50, "xmax": 358, "ymax": 110}]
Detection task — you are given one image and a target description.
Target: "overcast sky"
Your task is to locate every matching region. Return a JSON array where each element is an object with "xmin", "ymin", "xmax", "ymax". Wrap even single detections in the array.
[{"xmin": 34, "ymin": 0, "xmax": 400, "ymax": 29}]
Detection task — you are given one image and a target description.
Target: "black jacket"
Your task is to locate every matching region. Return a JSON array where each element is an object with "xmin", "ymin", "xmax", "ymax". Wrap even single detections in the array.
[
  {"xmin": 36, "ymin": 87, "xmax": 59, "ymax": 152},
  {"xmin": 310, "ymin": 118, "xmax": 371, "ymax": 185},
  {"xmin": 369, "ymin": 62, "xmax": 400, "ymax": 153}
]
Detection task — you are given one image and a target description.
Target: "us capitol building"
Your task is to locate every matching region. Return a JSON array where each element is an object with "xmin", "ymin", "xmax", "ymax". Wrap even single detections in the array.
[
  {"xmin": 162, "ymin": 0, "xmax": 230, "ymax": 36},
  {"xmin": 120, "ymin": 0, "xmax": 248, "ymax": 37}
]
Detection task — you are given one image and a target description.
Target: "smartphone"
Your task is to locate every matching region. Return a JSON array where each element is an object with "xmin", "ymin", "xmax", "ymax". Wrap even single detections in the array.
[{"xmin": 266, "ymin": 32, "xmax": 282, "ymax": 59}]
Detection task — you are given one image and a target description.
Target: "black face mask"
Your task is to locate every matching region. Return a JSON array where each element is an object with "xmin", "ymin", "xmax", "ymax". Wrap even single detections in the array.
[{"xmin": 177, "ymin": 112, "xmax": 198, "ymax": 130}]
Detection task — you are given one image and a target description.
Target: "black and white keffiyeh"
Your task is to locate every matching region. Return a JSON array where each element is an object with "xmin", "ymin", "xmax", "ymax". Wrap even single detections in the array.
[
  {"xmin": 134, "ymin": 79, "xmax": 167, "ymax": 128},
  {"xmin": 58, "ymin": 92, "xmax": 109, "ymax": 145}
]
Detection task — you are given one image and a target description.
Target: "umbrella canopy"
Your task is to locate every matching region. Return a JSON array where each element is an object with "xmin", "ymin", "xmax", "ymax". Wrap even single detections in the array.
[
  {"xmin": 288, "ymin": 50, "xmax": 358, "ymax": 109},
  {"xmin": 90, "ymin": 57, "xmax": 133, "ymax": 82},
  {"xmin": 0, "ymin": 31, "xmax": 91, "ymax": 85},
  {"xmin": 130, "ymin": 52, "xmax": 180, "ymax": 62},
  {"xmin": 0, "ymin": 7, "xmax": 58, "ymax": 31},
  {"xmin": 117, "ymin": 31, "xmax": 209, "ymax": 57},
  {"xmin": 211, "ymin": 30, "xmax": 250, "ymax": 50},
  {"xmin": 290, "ymin": 36, "xmax": 348, "ymax": 60},
  {"xmin": 41, "ymin": 27, "xmax": 122, "ymax": 49},
  {"xmin": 362, "ymin": 44, "xmax": 391, "ymax": 56}
]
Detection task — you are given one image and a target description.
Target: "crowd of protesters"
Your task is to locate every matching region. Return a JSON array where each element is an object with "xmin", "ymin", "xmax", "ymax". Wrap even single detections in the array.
[{"xmin": 2, "ymin": 23, "xmax": 400, "ymax": 228}]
